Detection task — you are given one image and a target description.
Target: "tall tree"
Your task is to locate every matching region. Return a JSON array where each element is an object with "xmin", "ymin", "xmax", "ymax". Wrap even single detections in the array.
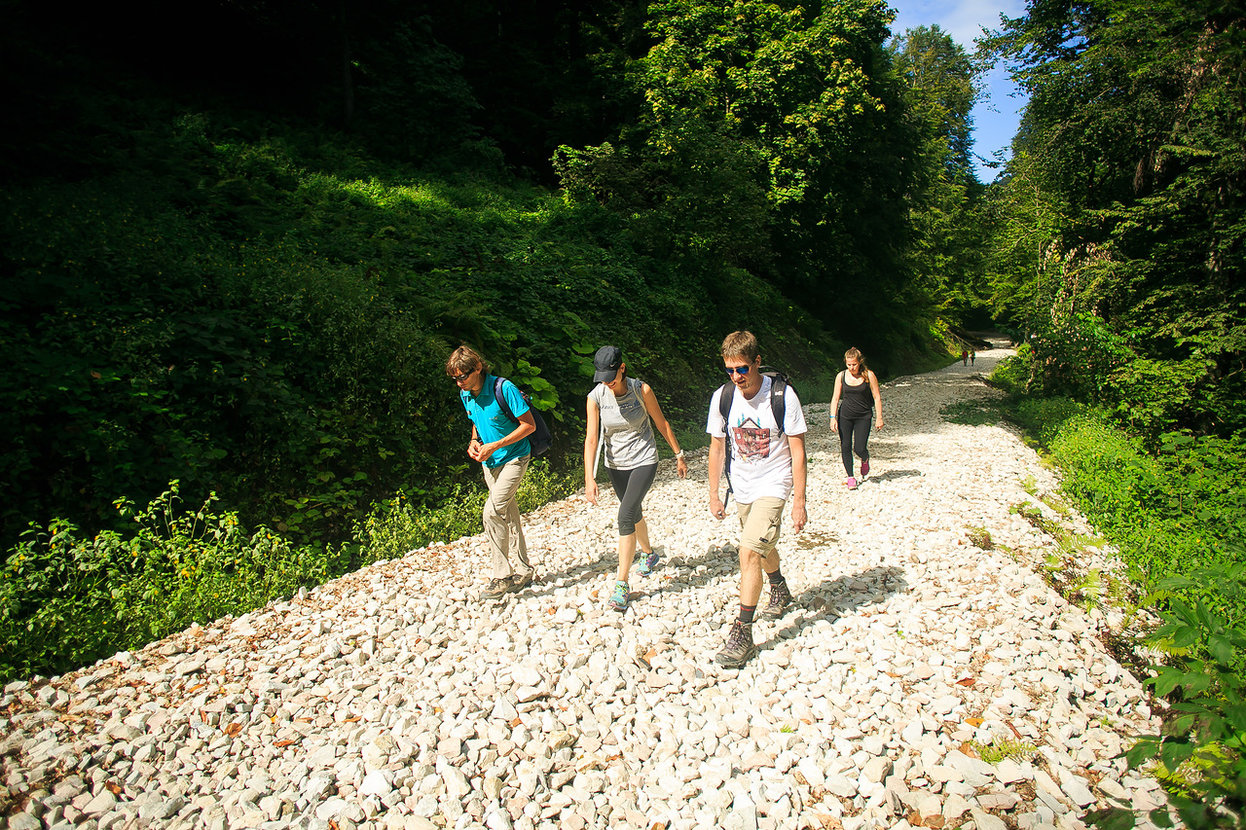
[
  {"xmin": 557, "ymin": 0, "xmax": 920, "ymax": 352},
  {"xmin": 888, "ymin": 25, "xmax": 988, "ymax": 324},
  {"xmin": 984, "ymin": 0, "xmax": 1246, "ymax": 435}
]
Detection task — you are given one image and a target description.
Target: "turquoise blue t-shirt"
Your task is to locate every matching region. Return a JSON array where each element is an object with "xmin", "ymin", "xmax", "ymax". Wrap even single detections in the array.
[{"xmin": 460, "ymin": 375, "xmax": 532, "ymax": 468}]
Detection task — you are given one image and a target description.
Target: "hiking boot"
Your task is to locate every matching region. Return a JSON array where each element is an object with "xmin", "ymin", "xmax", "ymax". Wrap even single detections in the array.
[
  {"xmin": 715, "ymin": 621, "xmax": 756, "ymax": 668},
  {"xmin": 481, "ymin": 577, "xmax": 512, "ymax": 599},
  {"xmin": 509, "ymin": 570, "xmax": 535, "ymax": 591},
  {"xmin": 608, "ymin": 581, "xmax": 629, "ymax": 612},
  {"xmin": 761, "ymin": 580, "xmax": 793, "ymax": 619},
  {"xmin": 860, "ymin": 458, "xmax": 870, "ymax": 478},
  {"xmin": 846, "ymin": 476, "xmax": 858, "ymax": 490},
  {"xmin": 638, "ymin": 546, "xmax": 662, "ymax": 576}
]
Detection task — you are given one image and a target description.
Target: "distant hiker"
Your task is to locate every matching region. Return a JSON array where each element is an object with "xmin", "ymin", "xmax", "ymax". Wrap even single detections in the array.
[
  {"xmin": 971, "ymin": 350, "xmax": 976, "ymax": 365},
  {"xmin": 829, "ymin": 347, "xmax": 884, "ymax": 490},
  {"xmin": 583, "ymin": 345, "xmax": 688, "ymax": 612},
  {"xmin": 962, "ymin": 349, "xmax": 969, "ymax": 366},
  {"xmin": 707, "ymin": 331, "xmax": 807, "ymax": 668},
  {"xmin": 446, "ymin": 345, "xmax": 537, "ymax": 600}
]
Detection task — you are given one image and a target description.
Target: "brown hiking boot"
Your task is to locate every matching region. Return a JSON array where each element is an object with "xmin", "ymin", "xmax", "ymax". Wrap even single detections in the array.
[
  {"xmin": 761, "ymin": 580, "xmax": 793, "ymax": 619},
  {"xmin": 715, "ymin": 620, "xmax": 756, "ymax": 668}
]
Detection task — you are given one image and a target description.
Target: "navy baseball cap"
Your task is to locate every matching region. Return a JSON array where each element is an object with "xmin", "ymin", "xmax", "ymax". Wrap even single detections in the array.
[{"xmin": 593, "ymin": 345, "xmax": 623, "ymax": 382}]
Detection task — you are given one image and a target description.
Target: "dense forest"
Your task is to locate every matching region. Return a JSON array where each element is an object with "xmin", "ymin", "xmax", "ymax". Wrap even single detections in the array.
[{"xmin": 2, "ymin": 0, "xmax": 1245, "ymax": 819}]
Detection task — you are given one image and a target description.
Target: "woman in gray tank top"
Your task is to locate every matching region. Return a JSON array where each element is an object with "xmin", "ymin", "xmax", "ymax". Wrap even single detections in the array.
[{"xmin": 583, "ymin": 346, "xmax": 688, "ymax": 612}]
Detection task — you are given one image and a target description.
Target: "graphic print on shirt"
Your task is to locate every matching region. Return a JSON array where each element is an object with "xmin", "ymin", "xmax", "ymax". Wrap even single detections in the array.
[
  {"xmin": 731, "ymin": 416, "xmax": 771, "ymax": 461},
  {"xmin": 615, "ymin": 394, "xmax": 645, "ymax": 423}
]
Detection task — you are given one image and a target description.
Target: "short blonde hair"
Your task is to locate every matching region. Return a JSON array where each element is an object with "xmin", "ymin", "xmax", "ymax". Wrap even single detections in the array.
[
  {"xmin": 445, "ymin": 345, "xmax": 487, "ymax": 377},
  {"xmin": 721, "ymin": 330, "xmax": 760, "ymax": 363}
]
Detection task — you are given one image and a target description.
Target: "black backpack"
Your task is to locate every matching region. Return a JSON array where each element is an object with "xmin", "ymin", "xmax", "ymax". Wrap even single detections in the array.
[
  {"xmin": 717, "ymin": 367, "xmax": 791, "ymax": 496},
  {"xmin": 493, "ymin": 376, "xmax": 553, "ymax": 456}
]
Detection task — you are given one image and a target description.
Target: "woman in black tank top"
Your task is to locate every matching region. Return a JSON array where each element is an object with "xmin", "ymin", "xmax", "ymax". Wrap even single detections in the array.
[{"xmin": 828, "ymin": 347, "xmax": 884, "ymax": 489}]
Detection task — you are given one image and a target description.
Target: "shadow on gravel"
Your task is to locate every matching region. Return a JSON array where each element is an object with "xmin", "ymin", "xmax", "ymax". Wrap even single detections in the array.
[
  {"xmin": 865, "ymin": 469, "xmax": 922, "ymax": 482},
  {"xmin": 518, "ymin": 531, "xmax": 726, "ymax": 600},
  {"xmin": 521, "ymin": 553, "xmax": 620, "ymax": 600},
  {"xmin": 757, "ymin": 565, "xmax": 908, "ymax": 656}
]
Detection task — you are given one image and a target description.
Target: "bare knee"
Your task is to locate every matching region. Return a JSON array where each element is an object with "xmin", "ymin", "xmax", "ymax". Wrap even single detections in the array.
[{"xmin": 738, "ymin": 547, "xmax": 763, "ymax": 571}]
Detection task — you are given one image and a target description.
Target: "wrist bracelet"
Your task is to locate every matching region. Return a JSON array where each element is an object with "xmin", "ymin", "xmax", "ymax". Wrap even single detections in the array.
[{"xmin": 675, "ymin": 450, "xmax": 685, "ymax": 459}]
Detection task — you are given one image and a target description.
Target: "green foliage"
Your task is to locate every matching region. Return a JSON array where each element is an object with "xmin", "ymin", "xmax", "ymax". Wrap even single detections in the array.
[
  {"xmin": 354, "ymin": 459, "xmax": 577, "ymax": 564},
  {"xmin": 350, "ymin": 19, "xmax": 495, "ymax": 167},
  {"xmin": 888, "ymin": 26, "xmax": 989, "ymax": 325},
  {"xmin": 0, "ymin": 483, "xmax": 344, "ymax": 681},
  {"xmin": 989, "ymin": 347, "xmax": 1032, "ymax": 395},
  {"xmin": 0, "ymin": 0, "xmax": 972, "ymax": 681},
  {"xmin": 0, "ymin": 100, "xmax": 853, "ymax": 552},
  {"xmin": 1010, "ymin": 398, "xmax": 1246, "ymax": 828},
  {"xmin": 555, "ymin": 0, "xmax": 956, "ymax": 365},
  {"xmin": 1010, "ymin": 396, "xmax": 1087, "ymax": 446},
  {"xmin": 0, "ymin": 459, "xmax": 581, "ymax": 682},
  {"xmin": 982, "ymin": 0, "xmax": 1246, "ymax": 439},
  {"xmin": 1091, "ymin": 567, "xmax": 1246, "ymax": 829},
  {"xmin": 971, "ymin": 739, "xmax": 1039, "ymax": 764}
]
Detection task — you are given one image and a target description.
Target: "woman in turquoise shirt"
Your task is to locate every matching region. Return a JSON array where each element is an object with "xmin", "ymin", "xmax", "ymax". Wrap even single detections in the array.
[{"xmin": 446, "ymin": 345, "xmax": 537, "ymax": 599}]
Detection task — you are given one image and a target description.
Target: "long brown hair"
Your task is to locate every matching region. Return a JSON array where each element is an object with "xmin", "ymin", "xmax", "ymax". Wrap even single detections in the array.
[{"xmin": 845, "ymin": 347, "xmax": 869, "ymax": 379}]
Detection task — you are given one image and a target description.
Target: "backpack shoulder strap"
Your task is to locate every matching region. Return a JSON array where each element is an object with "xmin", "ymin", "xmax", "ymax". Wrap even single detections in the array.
[
  {"xmin": 717, "ymin": 383, "xmax": 734, "ymax": 432},
  {"xmin": 493, "ymin": 376, "xmax": 517, "ymax": 424},
  {"xmin": 770, "ymin": 374, "xmax": 787, "ymax": 435}
]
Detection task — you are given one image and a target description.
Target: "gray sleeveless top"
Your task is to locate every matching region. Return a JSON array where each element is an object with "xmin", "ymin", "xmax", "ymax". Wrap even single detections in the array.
[{"xmin": 589, "ymin": 377, "xmax": 658, "ymax": 470}]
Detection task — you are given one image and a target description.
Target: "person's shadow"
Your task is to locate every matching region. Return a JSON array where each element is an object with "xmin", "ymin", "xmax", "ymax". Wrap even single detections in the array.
[
  {"xmin": 517, "ymin": 524, "xmax": 907, "ymax": 630},
  {"xmin": 864, "ymin": 469, "xmax": 921, "ymax": 483},
  {"xmin": 757, "ymin": 564, "xmax": 907, "ymax": 656}
]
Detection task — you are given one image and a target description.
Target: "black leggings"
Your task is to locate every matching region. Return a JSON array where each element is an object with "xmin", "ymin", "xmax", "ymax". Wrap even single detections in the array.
[
  {"xmin": 607, "ymin": 463, "xmax": 657, "ymax": 536},
  {"xmin": 837, "ymin": 416, "xmax": 871, "ymax": 477}
]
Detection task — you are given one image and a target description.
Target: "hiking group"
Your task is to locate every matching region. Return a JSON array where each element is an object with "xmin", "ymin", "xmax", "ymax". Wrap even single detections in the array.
[{"xmin": 446, "ymin": 330, "xmax": 885, "ymax": 669}]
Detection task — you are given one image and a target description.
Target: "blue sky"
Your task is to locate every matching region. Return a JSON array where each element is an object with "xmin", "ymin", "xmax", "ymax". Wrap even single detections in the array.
[{"xmin": 888, "ymin": 0, "xmax": 1028, "ymax": 182}]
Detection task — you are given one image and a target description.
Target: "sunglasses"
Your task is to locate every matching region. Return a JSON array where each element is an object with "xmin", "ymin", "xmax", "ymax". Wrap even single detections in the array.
[
  {"xmin": 723, "ymin": 365, "xmax": 752, "ymax": 376},
  {"xmin": 451, "ymin": 369, "xmax": 477, "ymax": 383}
]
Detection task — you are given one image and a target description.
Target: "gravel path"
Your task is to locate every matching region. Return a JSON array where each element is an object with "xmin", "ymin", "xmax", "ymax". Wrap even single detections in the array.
[{"xmin": 1, "ymin": 342, "xmax": 1174, "ymax": 830}]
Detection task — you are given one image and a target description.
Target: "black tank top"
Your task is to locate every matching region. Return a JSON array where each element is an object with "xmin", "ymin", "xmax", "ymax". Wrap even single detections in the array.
[{"xmin": 838, "ymin": 372, "xmax": 874, "ymax": 419}]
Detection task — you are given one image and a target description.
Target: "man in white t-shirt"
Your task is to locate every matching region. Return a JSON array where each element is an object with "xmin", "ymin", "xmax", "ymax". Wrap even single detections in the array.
[{"xmin": 706, "ymin": 331, "xmax": 808, "ymax": 668}]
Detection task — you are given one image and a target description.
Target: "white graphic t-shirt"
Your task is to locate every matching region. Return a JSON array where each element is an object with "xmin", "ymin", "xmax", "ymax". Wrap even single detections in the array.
[{"xmin": 706, "ymin": 376, "xmax": 807, "ymax": 503}]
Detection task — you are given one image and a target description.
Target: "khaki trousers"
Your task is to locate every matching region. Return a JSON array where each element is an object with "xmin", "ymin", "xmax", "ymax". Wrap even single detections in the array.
[{"xmin": 482, "ymin": 455, "xmax": 532, "ymax": 579}]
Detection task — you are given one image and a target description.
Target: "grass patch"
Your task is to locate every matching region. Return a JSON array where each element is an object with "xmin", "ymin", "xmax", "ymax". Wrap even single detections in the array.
[
  {"xmin": 972, "ymin": 739, "xmax": 1039, "ymax": 764},
  {"xmin": 966, "ymin": 526, "xmax": 994, "ymax": 549},
  {"xmin": 941, "ymin": 400, "xmax": 1004, "ymax": 426}
]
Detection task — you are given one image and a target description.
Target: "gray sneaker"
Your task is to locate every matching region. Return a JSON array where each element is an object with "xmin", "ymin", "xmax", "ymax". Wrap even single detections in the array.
[
  {"xmin": 509, "ymin": 570, "xmax": 535, "ymax": 591},
  {"xmin": 715, "ymin": 621, "xmax": 756, "ymax": 668},
  {"xmin": 481, "ymin": 577, "xmax": 512, "ymax": 599},
  {"xmin": 761, "ymin": 580, "xmax": 793, "ymax": 619}
]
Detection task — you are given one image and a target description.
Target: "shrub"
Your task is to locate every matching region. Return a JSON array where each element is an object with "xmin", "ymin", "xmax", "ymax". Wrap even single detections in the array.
[
  {"xmin": 989, "ymin": 344, "xmax": 1032, "ymax": 395},
  {"xmin": 353, "ymin": 459, "xmax": 577, "ymax": 564},
  {"xmin": 0, "ymin": 482, "xmax": 340, "ymax": 682},
  {"xmin": 1091, "ymin": 567, "xmax": 1246, "ymax": 830},
  {"xmin": 1047, "ymin": 415, "xmax": 1165, "ymax": 532}
]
